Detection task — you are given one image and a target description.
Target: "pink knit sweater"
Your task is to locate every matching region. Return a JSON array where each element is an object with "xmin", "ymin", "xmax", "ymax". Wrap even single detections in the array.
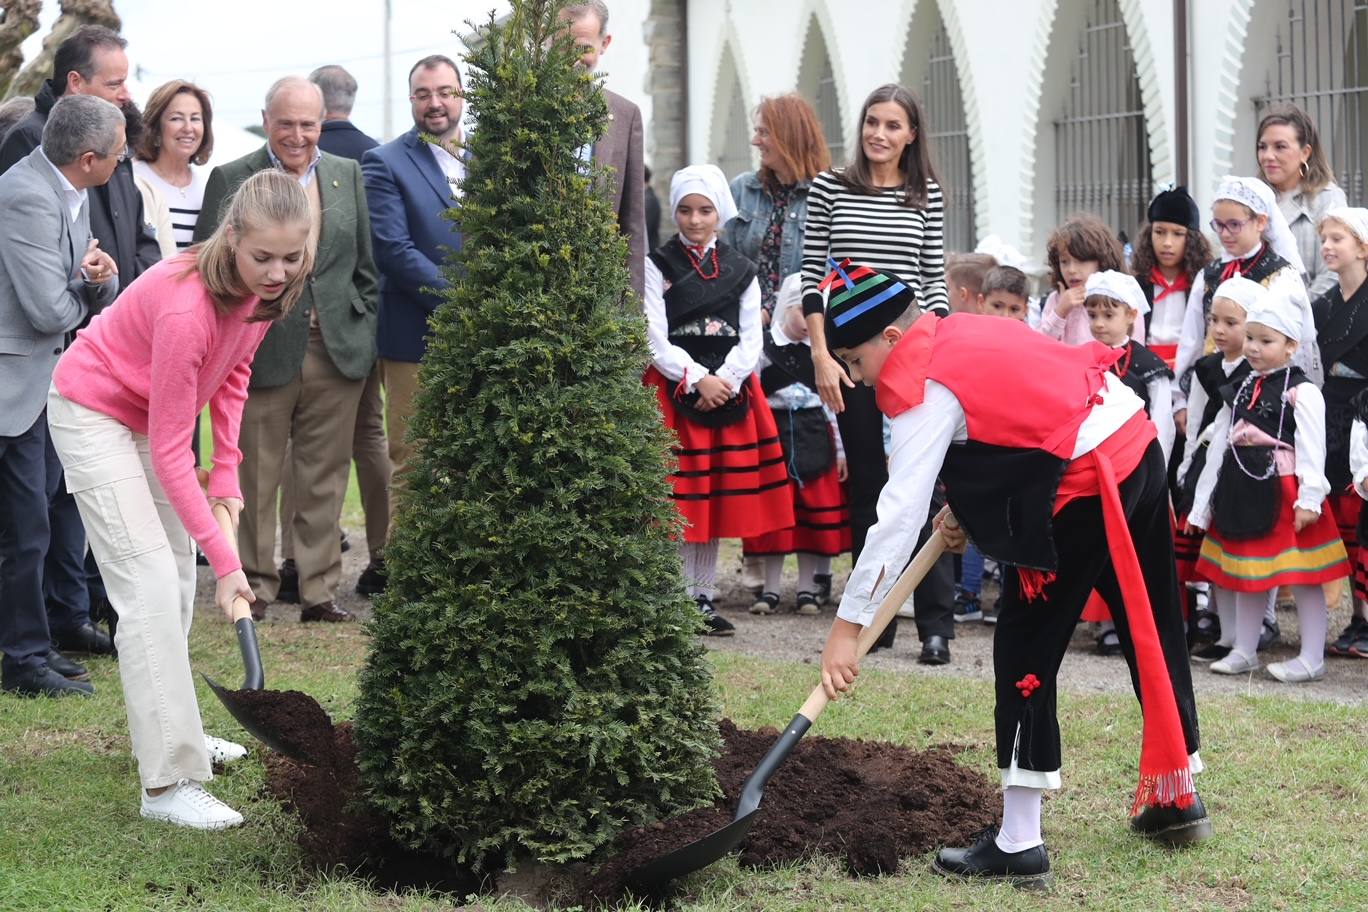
[{"xmin": 53, "ymin": 255, "xmax": 271, "ymax": 577}]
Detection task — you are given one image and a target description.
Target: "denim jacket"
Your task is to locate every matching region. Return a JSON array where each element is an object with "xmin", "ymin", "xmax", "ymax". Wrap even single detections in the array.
[{"xmin": 722, "ymin": 171, "xmax": 811, "ymax": 280}]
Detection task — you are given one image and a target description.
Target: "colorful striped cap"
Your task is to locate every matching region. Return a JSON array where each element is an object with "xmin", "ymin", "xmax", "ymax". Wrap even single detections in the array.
[{"xmin": 821, "ymin": 258, "xmax": 915, "ymax": 349}]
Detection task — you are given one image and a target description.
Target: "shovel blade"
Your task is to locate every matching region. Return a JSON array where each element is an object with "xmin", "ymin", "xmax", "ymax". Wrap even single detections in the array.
[
  {"xmin": 624, "ymin": 809, "xmax": 760, "ymax": 891},
  {"xmin": 201, "ymin": 673, "xmax": 336, "ymax": 766}
]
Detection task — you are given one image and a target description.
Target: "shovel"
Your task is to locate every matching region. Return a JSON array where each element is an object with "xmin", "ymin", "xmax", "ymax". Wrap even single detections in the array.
[
  {"xmin": 625, "ymin": 518, "xmax": 954, "ymax": 891},
  {"xmin": 203, "ymin": 503, "xmax": 264, "ymax": 690}
]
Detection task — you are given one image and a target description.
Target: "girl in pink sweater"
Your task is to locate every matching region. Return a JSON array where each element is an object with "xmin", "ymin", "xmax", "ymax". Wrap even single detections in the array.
[
  {"xmin": 46, "ymin": 170, "xmax": 313, "ymax": 830},
  {"xmin": 1038, "ymin": 214, "xmax": 1146, "ymax": 345}
]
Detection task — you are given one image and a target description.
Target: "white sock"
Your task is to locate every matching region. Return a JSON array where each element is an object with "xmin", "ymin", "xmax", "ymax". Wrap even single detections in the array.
[
  {"xmin": 995, "ymin": 786, "xmax": 1043, "ymax": 853},
  {"xmin": 1290, "ymin": 584, "xmax": 1328, "ymax": 670},
  {"xmin": 761, "ymin": 555, "xmax": 785, "ymax": 594},
  {"xmin": 1213, "ymin": 587, "xmax": 1236, "ymax": 648},
  {"xmin": 797, "ymin": 553, "xmax": 821, "ymax": 591},
  {"xmin": 680, "ymin": 541, "xmax": 720, "ymax": 601},
  {"xmin": 1233, "ymin": 590, "xmax": 1269, "ymax": 660}
]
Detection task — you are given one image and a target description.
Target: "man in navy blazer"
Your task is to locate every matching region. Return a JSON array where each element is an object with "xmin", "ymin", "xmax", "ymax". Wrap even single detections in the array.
[{"xmin": 361, "ymin": 54, "xmax": 464, "ymax": 518}]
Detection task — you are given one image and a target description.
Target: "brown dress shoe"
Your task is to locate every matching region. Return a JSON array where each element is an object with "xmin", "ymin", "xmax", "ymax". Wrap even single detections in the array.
[{"xmin": 300, "ymin": 601, "xmax": 355, "ymax": 623}]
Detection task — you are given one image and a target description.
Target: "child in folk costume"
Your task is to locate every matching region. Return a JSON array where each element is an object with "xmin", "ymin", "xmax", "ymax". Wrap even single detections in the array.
[
  {"xmin": 1175, "ymin": 277, "xmax": 1260, "ymax": 662},
  {"xmin": 1345, "ymin": 390, "xmax": 1368, "ymax": 656},
  {"xmin": 743, "ymin": 273, "xmax": 851, "ymax": 615},
  {"xmin": 1078, "ymin": 271, "xmax": 1175, "ymax": 654},
  {"xmin": 1038, "ymin": 214, "xmax": 1146, "ymax": 345},
  {"xmin": 1312, "ymin": 207, "xmax": 1368, "ymax": 657},
  {"xmin": 1134, "ymin": 187, "xmax": 1211, "ymax": 371},
  {"xmin": 1187, "ymin": 289, "xmax": 1348, "ymax": 682},
  {"xmin": 819, "ymin": 263, "xmax": 1207, "ymax": 888},
  {"xmin": 644, "ymin": 165, "xmax": 795, "ymax": 636}
]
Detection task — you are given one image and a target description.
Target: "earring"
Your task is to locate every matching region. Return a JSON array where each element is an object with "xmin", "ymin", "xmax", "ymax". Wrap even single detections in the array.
[{"xmin": 1300, "ymin": 160, "xmax": 1310, "ymax": 178}]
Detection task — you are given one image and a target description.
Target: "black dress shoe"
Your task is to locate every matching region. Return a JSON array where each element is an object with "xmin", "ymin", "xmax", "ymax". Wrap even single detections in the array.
[
  {"xmin": 932, "ymin": 825, "xmax": 1052, "ymax": 889},
  {"xmin": 340, "ymin": 530, "xmax": 351, "ymax": 553},
  {"xmin": 1130, "ymin": 793, "xmax": 1212, "ymax": 845},
  {"xmin": 919, "ymin": 634, "xmax": 951, "ymax": 665},
  {"xmin": 52, "ymin": 621, "xmax": 114, "ymax": 656},
  {"xmin": 45, "ymin": 649, "xmax": 89, "ymax": 682},
  {"xmin": 276, "ymin": 559, "xmax": 301, "ymax": 604},
  {"xmin": 355, "ymin": 556, "xmax": 387, "ymax": 597},
  {"xmin": 869, "ymin": 617, "xmax": 897, "ymax": 653},
  {"xmin": 1, "ymin": 664, "xmax": 95, "ymax": 697}
]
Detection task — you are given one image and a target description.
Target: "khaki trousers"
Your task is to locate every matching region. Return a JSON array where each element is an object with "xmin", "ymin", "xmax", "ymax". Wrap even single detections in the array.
[
  {"xmin": 379, "ymin": 358, "xmax": 422, "ymax": 513},
  {"xmin": 46, "ymin": 388, "xmax": 210, "ymax": 789},
  {"xmin": 280, "ymin": 362, "xmax": 391, "ymax": 559},
  {"xmin": 239, "ymin": 332, "xmax": 365, "ymax": 607}
]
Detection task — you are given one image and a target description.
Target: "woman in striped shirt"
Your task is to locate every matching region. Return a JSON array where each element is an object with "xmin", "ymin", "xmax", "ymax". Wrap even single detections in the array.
[
  {"xmin": 133, "ymin": 80, "xmax": 213, "ymax": 255},
  {"xmin": 802, "ymin": 83, "xmax": 951, "ymax": 656}
]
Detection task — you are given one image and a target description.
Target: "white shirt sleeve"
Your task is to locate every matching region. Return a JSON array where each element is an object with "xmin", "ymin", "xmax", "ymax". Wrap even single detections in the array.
[
  {"xmin": 716, "ymin": 277, "xmax": 762, "ymax": 393},
  {"xmin": 643, "ymin": 256, "xmax": 709, "ymax": 389},
  {"xmin": 1351, "ymin": 418, "xmax": 1368, "ymax": 499},
  {"xmin": 1177, "ymin": 375, "xmax": 1209, "ymax": 486},
  {"xmin": 835, "ymin": 381, "xmax": 964, "ymax": 627},
  {"xmin": 1187, "ymin": 402, "xmax": 1232, "ymax": 530},
  {"xmin": 1290, "ymin": 383, "xmax": 1331, "ymax": 513},
  {"xmin": 1173, "ymin": 270, "xmax": 1208, "ymax": 413},
  {"xmin": 1149, "ymin": 375, "xmax": 1176, "ymax": 464}
]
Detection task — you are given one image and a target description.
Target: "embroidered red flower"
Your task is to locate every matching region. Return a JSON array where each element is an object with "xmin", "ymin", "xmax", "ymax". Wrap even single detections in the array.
[{"xmin": 1015, "ymin": 674, "xmax": 1041, "ymax": 698}]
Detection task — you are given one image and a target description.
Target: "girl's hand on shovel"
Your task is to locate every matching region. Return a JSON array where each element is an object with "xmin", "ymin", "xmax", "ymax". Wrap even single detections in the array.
[
  {"xmin": 820, "ymin": 618, "xmax": 862, "ymax": 700},
  {"xmin": 208, "ymin": 495, "xmax": 244, "ymax": 527},
  {"xmin": 216, "ymin": 568, "xmax": 255, "ymax": 621}
]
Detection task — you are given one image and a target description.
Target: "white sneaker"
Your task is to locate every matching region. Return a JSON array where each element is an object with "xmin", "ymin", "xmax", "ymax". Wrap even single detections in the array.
[
  {"xmin": 141, "ymin": 779, "xmax": 244, "ymax": 830},
  {"xmin": 205, "ymin": 734, "xmax": 248, "ymax": 765},
  {"xmin": 1210, "ymin": 650, "xmax": 1260, "ymax": 675}
]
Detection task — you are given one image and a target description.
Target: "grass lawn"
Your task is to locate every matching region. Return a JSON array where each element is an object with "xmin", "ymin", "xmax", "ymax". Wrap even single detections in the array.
[{"xmin": 2, "ymin": 613, "xmax": 1364, "ymax": 912}]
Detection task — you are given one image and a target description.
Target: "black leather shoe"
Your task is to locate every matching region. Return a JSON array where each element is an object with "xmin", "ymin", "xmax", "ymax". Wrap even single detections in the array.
[
  {"xmin": 52, "ymin": 621, "xmax": 114, "ymax": 656},
  {"xmin": 45, "ymin": 649, "xmax": 89, "ymax": 682},
  {"xmin": 1130, "ymin": 793, "xmax": 1212, "ymax": 845},
  {"xmin": 276, "ymin": 559, "xmax": 301, "ymax": 604},
  {"xmin": 340, "ymin": 530, "xmax": 351, "ymax": 553},
  {"xmin": 869, "ymin": 618, "xmax": 897, "ymax": 653},
  {"xmin": 919, "ymin": 634, "xmax": 951, "ymax": 665},
  {"xmin": 1258, "ymin": 619, "xmax": 1281, "ymax": 652},
  {"xmin": 1, "ymin": 664, "xmax": 95, "ymax": 697},
  {"xmin": 932, "ymin": 825, "xmax": 1052, "ymax": 890},
  {"xmin": 355, "ymin": 556, "xmax": 387, "ymax": 597}
]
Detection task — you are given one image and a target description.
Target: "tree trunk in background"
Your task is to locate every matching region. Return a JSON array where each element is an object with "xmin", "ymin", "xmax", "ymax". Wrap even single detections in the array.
[
  {"xmin": 0, "ymin": 0, "xmax": 43, "ymax": 100},
  {"xmin": 5, "ymin": 0, "xmax": 119, "ymax": 102}
]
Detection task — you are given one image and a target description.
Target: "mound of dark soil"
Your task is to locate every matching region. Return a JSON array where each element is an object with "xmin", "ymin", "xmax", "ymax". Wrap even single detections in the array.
[{"xmin": 262, "ymin": 716, "xmax": 997, "ymax": 907}]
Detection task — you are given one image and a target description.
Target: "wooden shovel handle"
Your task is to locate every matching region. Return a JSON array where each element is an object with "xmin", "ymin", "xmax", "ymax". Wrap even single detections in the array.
[
  {"xmin": 211, "ymin": 502, "xmax": 255, "ymax": 624},
  {"xmin": 796, "ymin": 514, "xmax": 958, "ymax": 722}
]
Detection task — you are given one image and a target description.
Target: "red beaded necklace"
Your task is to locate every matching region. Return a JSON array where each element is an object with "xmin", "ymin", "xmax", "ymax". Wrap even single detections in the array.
[
  {"xmin": 1111, "ymin": 342, "xmax": 1134, "ymax": 378},
  {"xmin": 685, "ymin": 244, "xmax": 720, "ymax": 280}
]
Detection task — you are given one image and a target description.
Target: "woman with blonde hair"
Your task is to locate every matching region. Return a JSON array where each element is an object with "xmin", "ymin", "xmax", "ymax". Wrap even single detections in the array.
[{"xmin": 46, "ymin": 170, "xmax": 313, "ymax": 830}]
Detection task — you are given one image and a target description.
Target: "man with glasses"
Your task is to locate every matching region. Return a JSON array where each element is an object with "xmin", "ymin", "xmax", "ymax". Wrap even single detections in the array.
[
  {"xmin": 0, "ymin": 25, "xmax": 161, "ymax": 664},
  {"xmin": 0, "ymin": 95, "xmax": 121, "ymax": 696},
  {"xmin": 360, "ymin": 55, "xmax": 466, "ymax": 541}
]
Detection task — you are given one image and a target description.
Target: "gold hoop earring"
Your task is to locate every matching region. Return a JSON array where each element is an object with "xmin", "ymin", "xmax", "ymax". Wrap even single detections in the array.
[{"xmin": 1300, "ymin": 160, "xmax": 1310, "ymax": 178}]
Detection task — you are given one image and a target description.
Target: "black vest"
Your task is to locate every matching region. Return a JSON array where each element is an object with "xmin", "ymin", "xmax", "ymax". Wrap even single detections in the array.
[
  {"xmin": 1113, "ymin": 341, "xmax": 1172, "ymax": 416},
  {"xmin": 648, "ymin": 238, "xmax": 758, "ymax": 370},
  {"xmin": 1199, "ymin": 246, "xmax": 1292, "ymax": 323},
  {"xmin": 1193, "ymin": 354, "xmax": 1253, "ymax": 434},
  {"xmin": 1219, "ymin": 366, "xmax": 1310, "ymax": 446}
]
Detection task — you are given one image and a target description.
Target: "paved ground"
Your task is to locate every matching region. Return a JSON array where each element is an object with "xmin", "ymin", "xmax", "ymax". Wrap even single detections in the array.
[{"xmin": 221, "ymin": 530, "xmax": 1368, "ymax": 707}]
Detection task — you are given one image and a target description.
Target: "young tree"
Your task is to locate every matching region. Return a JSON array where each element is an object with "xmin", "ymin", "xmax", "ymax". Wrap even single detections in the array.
[{"xmin": 353, "ymin": 0, "xmax": 720, "ymax": 869}]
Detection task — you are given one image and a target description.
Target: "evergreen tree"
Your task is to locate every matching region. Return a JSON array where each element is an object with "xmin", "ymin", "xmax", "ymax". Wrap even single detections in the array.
[{"xmin": 353, "ymin": 0, "xmax": 720, "ymax": 869}]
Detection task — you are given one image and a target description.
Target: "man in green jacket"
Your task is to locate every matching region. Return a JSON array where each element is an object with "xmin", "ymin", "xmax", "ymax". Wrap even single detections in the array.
[{"xmin": 195, "ymin": 76, "xmax": 379, "ymax": 623}]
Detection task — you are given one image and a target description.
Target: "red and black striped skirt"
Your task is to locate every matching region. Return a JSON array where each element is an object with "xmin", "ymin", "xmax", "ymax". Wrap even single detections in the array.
[{"xmin": 741, "ymin": 448, "xmax": 852, "ymax": 557}]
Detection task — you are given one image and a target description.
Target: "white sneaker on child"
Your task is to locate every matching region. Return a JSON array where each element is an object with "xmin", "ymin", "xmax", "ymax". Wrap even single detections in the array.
[
  {"xmin": 141, "ymin": 779, "xmax": 244, "ymax": 830},
  {"xmin": 205, "ymin": 734, "xmax": 248, "ymax": 765}
]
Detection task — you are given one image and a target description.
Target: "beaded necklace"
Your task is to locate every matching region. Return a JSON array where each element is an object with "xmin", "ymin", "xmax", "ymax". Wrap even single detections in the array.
[
  {"xmin": 684, "ymin": 243, "xmax": 720, "ymax": 281},
  {"xmin": 1227, "ymin": 366, "xmax": 1292, "ymax": 480}
]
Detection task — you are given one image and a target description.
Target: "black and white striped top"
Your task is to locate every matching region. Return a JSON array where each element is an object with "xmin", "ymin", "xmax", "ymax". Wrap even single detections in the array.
[
  {"xmin": 800, "ymin": 169, "xmax": 948, "ymax": 318},
  {"xmin": 133, "ymin": 161, "xmax": 206, "ymax": 250}
]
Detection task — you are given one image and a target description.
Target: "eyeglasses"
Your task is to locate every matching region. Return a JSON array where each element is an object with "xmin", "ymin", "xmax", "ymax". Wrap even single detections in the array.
[
  {"xmin": 86, "ymin": 147, "xmax": 128, "ymax": 162},
  {"xmin": 410, "ymin": 88, "xmax": 461, "ymax": 103},
  {"xmin": 1209, "ymin": 217, "xmax": 1252, "ymax": 236}
]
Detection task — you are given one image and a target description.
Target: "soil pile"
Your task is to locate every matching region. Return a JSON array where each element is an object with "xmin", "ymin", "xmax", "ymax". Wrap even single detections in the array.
[
  {"xmin": 224, "ymin": 688, "xmax": 338, "ymax": 765},
  {"xmin": 263, "ymin": 716, "xmax": 996, "ymax": 906}
]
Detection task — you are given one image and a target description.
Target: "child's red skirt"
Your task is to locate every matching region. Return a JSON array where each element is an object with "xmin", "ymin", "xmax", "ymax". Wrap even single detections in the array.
[
  {"xmin": 646, "ymin": 367, "xmax": 794, "ymax": 543},
  {"xmin": 1196, "ymin": 475, "xmax": 1349, "ymax": 592},
  {"xmin": 741, "ymin": 447, "xmax": 852, "ymax": 557}
]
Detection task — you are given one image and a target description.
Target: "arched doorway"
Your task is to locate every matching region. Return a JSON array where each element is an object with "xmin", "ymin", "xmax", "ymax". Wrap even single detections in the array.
[
  {"xmin": 710, "ymin": 43, "xmax": 753, "ymax": 182},
  {"xmin": 797, "ymin": 16, "xmax": 845, "ymax": 168}
]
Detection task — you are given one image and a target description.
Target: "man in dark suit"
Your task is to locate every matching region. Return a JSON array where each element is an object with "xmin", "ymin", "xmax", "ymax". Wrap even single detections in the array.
[
  {"xmin": 310, "ymin": 65, "xmax": 379, "ymax": 162},
  {"xmin": 561, "ymin": 1, "xmax": 646, "ymax": 299},
  {"xmin": 195, "ymin": 76, "xmax": 379, "ymax": 624},
  {"xmin": 0, "ymin": 24, "xmax": 157, "ymax": 658},
  {"xmin": 0, "ymin": 96, "xmax": 121, "ymax": 696},
  {"xmin": 361, "ymin": 55, "xmax": 465, "ymax": 546}
]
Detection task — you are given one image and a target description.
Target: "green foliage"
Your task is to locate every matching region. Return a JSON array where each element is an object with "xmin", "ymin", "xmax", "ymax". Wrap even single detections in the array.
[{"xmin": 352, "ymin": 0, "xmax": 721, "ymax": 869}]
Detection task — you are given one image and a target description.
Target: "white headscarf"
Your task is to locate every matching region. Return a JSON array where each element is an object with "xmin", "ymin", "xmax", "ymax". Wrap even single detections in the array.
[
  {"xmin": 669, "ymin": 164, "xmax": 738, "ymax": 227},
  {"xmin": 770, "ymin": 273, "xmax": 807, "ymax": 347},
  {"xmin": 1319, "ymin": 206, "xmax": 1368, "ymax": 246},
  {"xmin": 1211, "ymin": 275, "xmax": 1265, "ymax": 314},
  {"xmin": 1245, "ymin": 284, "xmax": 1304, "ymax": 342},
  {"xmin": 1085, "ymin": 269, "xmax": 1149, "ymax": 315},
  {"xmin": 1213, "ymin": 175, "xmax": 1306, "ymax": 274}
]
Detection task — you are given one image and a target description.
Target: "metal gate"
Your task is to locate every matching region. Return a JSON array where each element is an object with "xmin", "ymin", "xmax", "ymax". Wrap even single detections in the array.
[
  {"xmin": 1053, "ymin": 0, "xmax": 1152, "ymax": 238},
  {"xmin": 1254, "ymin": 0, "xmax": 1368, "ymax": 204},
  {"xmin": 922, "ymin": 19, "xmax": 975, "ymax": 252}
]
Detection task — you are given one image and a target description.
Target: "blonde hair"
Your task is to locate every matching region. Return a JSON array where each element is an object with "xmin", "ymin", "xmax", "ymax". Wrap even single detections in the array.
[{"xmin": 189, "ymin": 170, "xmax": 313, "ymax": 321}]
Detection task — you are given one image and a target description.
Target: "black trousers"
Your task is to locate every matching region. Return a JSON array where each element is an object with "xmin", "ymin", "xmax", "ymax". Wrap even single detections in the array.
[
  {"xmin": 992, "ymin": 442, "xmax": 1200, "ymax": 776},
  {"xmin": 0, "ymin": 413, "xmax": 53, "ymax": 674}
]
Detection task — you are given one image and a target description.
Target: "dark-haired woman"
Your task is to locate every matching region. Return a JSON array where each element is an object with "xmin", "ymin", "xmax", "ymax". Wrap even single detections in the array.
[
  {"xmin": 1258, "ymin": 104, "xmax": 1347, "ymax": 299},
  {"xmin": 802, "ymin": 83, "xmax": 953, "ymax": 660}
]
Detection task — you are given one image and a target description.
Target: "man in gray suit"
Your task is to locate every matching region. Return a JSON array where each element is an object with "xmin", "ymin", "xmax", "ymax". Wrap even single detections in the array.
[
  {"xmin": 562, "ymin": 1, "xmax": 647, "ymax": 299},
  {"xmin": 0, "ymin": 95, "xmax": 121, "ymax": 697}
]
